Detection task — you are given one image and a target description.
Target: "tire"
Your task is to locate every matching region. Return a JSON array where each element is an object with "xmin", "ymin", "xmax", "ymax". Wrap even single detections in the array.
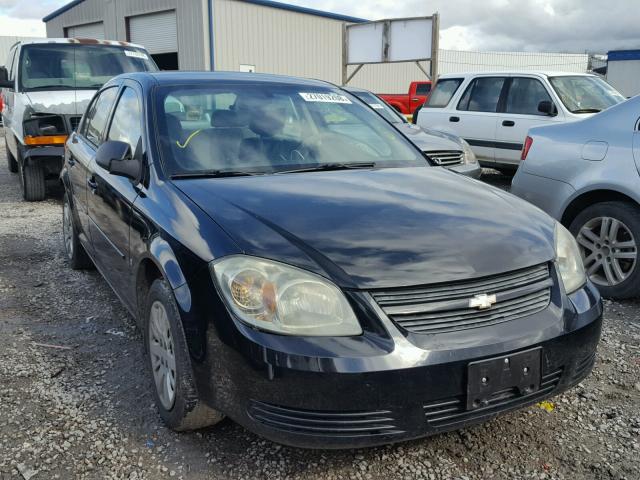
[
  {"xmin": 144, "ymin": 279, "xmax": 224, "ymax": 431},
  {"xmin": 569, "ymin": 201, "xmax": 640, "ymax": 299},
  {"xmin": 20, "ymin": 158, "xmax": 46, "ymax": 201},
  {"xmin": 5, "ymin": 138, "xmax": 18, "ymax": 173},
  {"xmin": 62, "ymin": 192, "xmax": 93, "ymax": 270},
  {"xmin": 495, "ymin": 167, "xmax": 516, "ymax": 177}
]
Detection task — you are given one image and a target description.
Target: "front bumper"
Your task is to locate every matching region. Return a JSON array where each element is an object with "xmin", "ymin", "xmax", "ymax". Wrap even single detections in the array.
[
  {"xmin": 448, "ymin": 162, "xmax": 482, "ymax": 178},
  {"xmin": 198, "ymin": 279, "xmax": 602, "ymax": 449}
]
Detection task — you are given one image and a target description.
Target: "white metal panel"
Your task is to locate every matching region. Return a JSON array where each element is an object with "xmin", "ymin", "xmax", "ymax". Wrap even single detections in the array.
[
  {"xmin": 607, "ymin": 60, "xmax": 640, "ymax": 98},
  {"xmin": 66, "ymin": 22, "xmax": 105, "ymax": 40},
  {"xmin": 388, "ymin": 18, "xmax": 432, "ymax": 62},
  {"xmin": 346, "ymin": 23, "xmax": 384, "ymax": 64},
  {"xmin": 128, "ymin": 11, "xmax": 178, "ymax": 54}
]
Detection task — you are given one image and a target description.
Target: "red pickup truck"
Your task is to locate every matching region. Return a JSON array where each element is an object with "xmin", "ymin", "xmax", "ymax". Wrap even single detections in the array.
[{"xmin": 378, "ymin": 81, "xmax": 432, "ymax": 116}]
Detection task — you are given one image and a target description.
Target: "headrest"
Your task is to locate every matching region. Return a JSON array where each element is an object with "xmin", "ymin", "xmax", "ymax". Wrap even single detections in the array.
[
  {"xmin": 165, "ymin": 114, "xmax": 184, "ymax": 137},
  {"xmin": 211, "ymin": 110, "xmax": 248, "ymax": 128},
  {"xmin": 249, "ymin": 106, "xmax": 286, "ymax": 137}
]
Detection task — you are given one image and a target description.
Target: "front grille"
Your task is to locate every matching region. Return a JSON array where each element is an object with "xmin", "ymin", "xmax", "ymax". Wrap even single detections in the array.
[
  {"xmin": 426, "ymin": 150, "xmax": 464, "ymax": 166},
  {"xmin": 423, "ymin": 367, "xmax": 563, "ymax": 429},
  {"xmin": 247, "ymin": 401, "xmax": 404, "ymax": 438},
  {"xmin": 371, "ymin": 263, "xmax": 552, "ymax": 335},
  {"xmin": 69, "ymin": 116, "xmax": 82, "ymax": 131}
]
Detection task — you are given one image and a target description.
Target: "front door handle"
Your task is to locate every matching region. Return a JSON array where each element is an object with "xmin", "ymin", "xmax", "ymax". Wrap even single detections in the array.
[
  {"xmin": 449, "ymin": 116, "xmax": 460, "ymax": 122},
  {"xmin": 502, "ymin": 120, "xmax": 515, "ymax": 127},
  {"xmin": 412, "ymin": 98, "xmax": 420, "ymax": 102},
  {"xmin": 87, "ymin": 177, "xmax": 98, "ymax": 192},
  {"xmin": 68, "ymin": 156, "xmax": 76, "ymax": 167}
]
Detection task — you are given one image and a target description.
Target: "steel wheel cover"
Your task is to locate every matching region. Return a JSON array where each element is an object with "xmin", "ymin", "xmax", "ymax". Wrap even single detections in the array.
[
  {"xmin": 576, "ymin": 216, "xmax": 637, "ymax": 287},
  {"xmin": 149, "ymin": 301, "xmax": 177, "ymax": 410},
  {"xmin": 63, "ymin": 201, "xmax": 73, "ymax": 259}
]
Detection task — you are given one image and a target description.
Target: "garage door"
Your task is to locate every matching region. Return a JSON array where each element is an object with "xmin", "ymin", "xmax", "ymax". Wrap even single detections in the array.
[
  {"xmin": 65, "ymin": 22, "xmax": 105, "ymax": 40},
  {"xmin": 128, "ymin": 11, "xmax": 177, "ymax": 54}
]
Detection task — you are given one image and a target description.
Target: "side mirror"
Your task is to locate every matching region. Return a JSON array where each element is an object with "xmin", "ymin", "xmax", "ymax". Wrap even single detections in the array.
[
  {"xmin": 95, "ymin": 140, "xmax": 140, "ymax": 180},
  {"xmin": 538, "ymin": 100, "xmax": 557, "ymax": 116},
  {"xmin": 0, "ymin": 66, "xmax": 13, "ymax": 88}
]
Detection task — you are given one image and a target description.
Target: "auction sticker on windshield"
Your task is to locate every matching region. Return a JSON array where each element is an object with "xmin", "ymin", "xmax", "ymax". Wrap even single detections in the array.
[
  {"xmin": 299, "ymin": 92, "xmax": 352, "ymax": 104},
  {"xmin": 124, "ymin": 50, "xmax": 149, "ymax": 60},
  {"xmin": 369, "ymin": 103, "xmax": 385, "ymax": 109}
]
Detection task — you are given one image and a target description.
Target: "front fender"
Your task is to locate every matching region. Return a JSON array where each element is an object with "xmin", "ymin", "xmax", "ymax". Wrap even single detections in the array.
[{"xmin": 148, "ymin": 235, "xmax": 188, "ymax": 290}]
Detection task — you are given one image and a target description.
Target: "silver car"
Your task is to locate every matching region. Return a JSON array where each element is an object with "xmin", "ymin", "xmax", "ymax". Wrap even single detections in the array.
[
  {"xmin": 345, "ymin": 87, "xmax": 481, "ymax": 178},
  {"xmin": 512, "ymin": 95, "xmax": 640, "ymax": 298},
  {"xmin": 0, "ymin": 38, "xmax": 156, "ymax": 201}
]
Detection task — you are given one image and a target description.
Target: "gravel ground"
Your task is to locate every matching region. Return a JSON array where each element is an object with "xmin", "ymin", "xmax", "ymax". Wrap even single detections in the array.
[{"xmin": 1, "ymin": 130, "xmax": 639, "ymax": 480}]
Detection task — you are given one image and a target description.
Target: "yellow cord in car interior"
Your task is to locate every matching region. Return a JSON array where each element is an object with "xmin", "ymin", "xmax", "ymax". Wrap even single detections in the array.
[{"xmin": 176, "ymin": 129, "xmax": 202, "ymax": 149}]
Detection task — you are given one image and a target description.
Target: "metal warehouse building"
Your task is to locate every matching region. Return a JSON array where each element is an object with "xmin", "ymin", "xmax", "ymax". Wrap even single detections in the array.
[{"xmin": 43, "ymin": 0, "xmax": 430, "ymax": 93}]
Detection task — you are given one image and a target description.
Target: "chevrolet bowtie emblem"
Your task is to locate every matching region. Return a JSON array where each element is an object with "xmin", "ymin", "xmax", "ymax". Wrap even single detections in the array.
[{"xmin": 469, "ymin": 293, "xmax": 497, "ymax": 310}]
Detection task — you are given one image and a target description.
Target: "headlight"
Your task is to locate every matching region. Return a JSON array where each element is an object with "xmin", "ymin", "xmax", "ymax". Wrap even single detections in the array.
[
  {"xmin": 555, "ymin": 222, "xmax": 586, "ymax": 294},
  {"xmin": 461, "ymin": 139, "xmax": 478, "ymax": 164},
  {"xmin": 211, "ymin": 256, "xmax": 362, "ymax": 336}
]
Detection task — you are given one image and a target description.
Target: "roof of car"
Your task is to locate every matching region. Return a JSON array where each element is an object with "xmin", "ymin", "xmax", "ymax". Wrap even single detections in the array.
[
  {"xmin": 14, "ymin": 37, "xmax": 145, "ymax": 49},
  {"xmin": 437, "ymin": 71, "xmax": 595, "ymax": 79},
  {"xmin": 117, "ymin": 71, "xmax": 337, "ymax": 88}
]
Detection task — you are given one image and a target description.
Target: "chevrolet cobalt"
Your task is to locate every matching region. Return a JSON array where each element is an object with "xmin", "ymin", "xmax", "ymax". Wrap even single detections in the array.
[{"xmin": 61, "ymin": 72, "xmax": 602, "ymax": 448}]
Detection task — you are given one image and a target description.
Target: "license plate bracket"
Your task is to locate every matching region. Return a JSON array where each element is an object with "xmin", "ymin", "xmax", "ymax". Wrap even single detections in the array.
[{"xmin": 466, "ymin": 347, "xmax": 542, "ymax": 410}]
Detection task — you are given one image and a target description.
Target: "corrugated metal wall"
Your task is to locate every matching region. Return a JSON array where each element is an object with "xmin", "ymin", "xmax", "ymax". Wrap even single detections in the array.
[
  {"xmin": 44, "ymin": 0, "xmax": 209, "ymax": 70},
  {"xmin": 607, "ymin": 60, "xmax": 640, "ymax": 97},
  {"xmin": 212, "ymin": 0, "xmax": 344, "ymax": 82},
  {"xmin": 0, "ymin": 36, "xmax": 42, "ymax": 66}
]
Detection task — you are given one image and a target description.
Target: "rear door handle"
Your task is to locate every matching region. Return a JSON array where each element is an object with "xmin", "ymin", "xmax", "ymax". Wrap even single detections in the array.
[
  {"xmin": 502, "ymin": 120, "xmax": 515, "ymax": 127},
  {"xmin": 87, "ymin": 177, "xmax": 98, "ymax": 191},
  {"xmin": 449, "ymin": 116, "xmax": 460, "ymax": 122}
]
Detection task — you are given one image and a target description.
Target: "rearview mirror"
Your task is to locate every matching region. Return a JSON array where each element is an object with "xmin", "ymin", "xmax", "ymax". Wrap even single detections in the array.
[
  {"xmin": 95, "ymin": 140, "xmax": 140, "ymax": 180},
  {"xmin": 0, "ymin": 66, "xmax": 13, "ymax": 89},
  {"xmin": 538, "ymin": 100, "xmax": 557, "ymax": 116}
]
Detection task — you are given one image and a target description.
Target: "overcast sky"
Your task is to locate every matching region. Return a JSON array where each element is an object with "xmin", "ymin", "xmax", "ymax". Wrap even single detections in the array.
[{"xmin": 1, "ymin": 0, "xmax": 638, "ymax": 53}]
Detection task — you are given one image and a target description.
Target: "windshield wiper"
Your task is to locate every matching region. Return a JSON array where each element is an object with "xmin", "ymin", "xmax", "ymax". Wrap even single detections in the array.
[
  {"xmin": 275, "ymin": 162, "xmax": 377, "ymax": 174},
  {"xmin": 572, "ymin": 108, "xmax": 601, "ymax": 113},
  {"xmin": 170, "ymin": 170, "xmax": 259, "ymax": 179}
]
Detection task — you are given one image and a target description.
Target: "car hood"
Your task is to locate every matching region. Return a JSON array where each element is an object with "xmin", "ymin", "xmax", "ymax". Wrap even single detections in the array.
[
  {"xmin": 394, "ymin": 123, "xmax": 464, "ymax": 152},
  {"xmin": 25, "ymin": 90, "xmax": 96, "ymax": 116},
  {"xmin": 176, "ymin": 167, "xmax": 556, "ymax": 289}
]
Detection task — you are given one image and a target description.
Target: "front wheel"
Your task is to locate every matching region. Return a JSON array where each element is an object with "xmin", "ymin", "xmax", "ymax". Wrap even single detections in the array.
[
  {"xmin": 569, "ymin": 201, "xmax": 640, "ymax": 299},
  {"xmin": 144, "ymin": 279, "xmax": 225, "ymax": 431},
  {"xmin": 20, "ymin": 159, "xmax": 46, "ymax": 201}
]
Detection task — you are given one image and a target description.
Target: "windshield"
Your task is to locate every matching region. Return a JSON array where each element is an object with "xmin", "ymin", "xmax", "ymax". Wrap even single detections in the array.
[
  {"xmin": 19, "ymin": 43, "xmax": 157, "ymax": 91},
  {"xmin": 349, "ymin": 91, "xmax": 405, "ymax": 124},
  {"xmin": 156, "ymin": 83, "xmax": 425, "ymax": 176},
  {"xmin": 549, "ymin": 75, "xmax": 625, "ymax": 113}
]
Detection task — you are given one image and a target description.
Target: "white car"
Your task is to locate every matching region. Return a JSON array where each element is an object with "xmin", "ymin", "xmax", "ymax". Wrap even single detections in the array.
[{"xmin": 416, "ymin": 71, "xmax": 626, "ymax": 173}]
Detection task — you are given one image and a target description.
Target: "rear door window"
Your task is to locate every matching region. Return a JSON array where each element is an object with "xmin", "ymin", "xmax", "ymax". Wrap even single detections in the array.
[
  {"xmin": 84, "ymin": 87, "xmax": 118, "ymax": 146},
  {"xmin": 505, "ymin": 77, "xmax": 553, "ymax": 115},
  {"xmin": 415, "ymin": 83, "xmax": 431, "ymax": 96},
  {"xmin": 426, "ymin": 78, "xmax": 463, "ymax": 108},
  {"xmin": 458, "ymin": 77, "xmax": 507, "ymax": 112}
]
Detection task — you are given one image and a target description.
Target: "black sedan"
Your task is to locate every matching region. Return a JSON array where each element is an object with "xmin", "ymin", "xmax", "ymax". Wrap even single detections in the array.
[{"xmin": 61, "ymin": 72, "xmax": 602, "ymax": 449}]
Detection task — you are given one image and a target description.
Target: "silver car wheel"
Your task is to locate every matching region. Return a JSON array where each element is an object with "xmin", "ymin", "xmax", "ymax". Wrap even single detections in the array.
[
  {"xmin": 149, "ymin": 301, "xmax": 177, "ymax": 410},
  {"xmin": 577, "ymin": 216, "xmax": 638, "ymax": 287},
  {"xmin": 63, "ymin": 200, "xmax": 73, "ymax": 259}
]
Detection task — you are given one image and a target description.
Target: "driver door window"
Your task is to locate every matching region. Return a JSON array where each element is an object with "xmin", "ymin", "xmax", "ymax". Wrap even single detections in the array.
[{"xmin": 107, "ymin": 87, "xmax": 143, "ymax": 156}]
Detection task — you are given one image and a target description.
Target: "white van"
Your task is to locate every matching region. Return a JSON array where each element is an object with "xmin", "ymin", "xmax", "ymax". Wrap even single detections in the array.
[
  {"xmin": 0, "ymin": 39, "xmax": 157, "ymax": 200},
  {"xmin": 416, "ymin": 71, "xmax": 626, "ymax": 173}
]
